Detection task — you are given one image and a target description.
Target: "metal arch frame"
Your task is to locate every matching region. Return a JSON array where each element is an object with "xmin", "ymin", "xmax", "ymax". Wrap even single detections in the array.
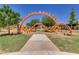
[
  {"xmin": 19, "ymin": 11, "xmax": 61, "ymax": 32},
  {"xmin": 28, "ymin": 23, "xmax": 49, "ymax": 32}
]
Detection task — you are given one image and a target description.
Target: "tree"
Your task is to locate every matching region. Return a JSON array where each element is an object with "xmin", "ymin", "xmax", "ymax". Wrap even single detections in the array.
[
  {"xmin": 69, "ymin": 8, "xmax": 77, "ymax": 29},
  {"xmin": 27, "ymin": 19, "xmax": 40, "ymax": 26},
  {"xmin": 41, "ymin": 16, "xmax": 55, "ymax": 27},
  {"xmin": 0, "ymin": 12, "xmax": 6, "ymax": 32},
  {"xmin": 0, "ymin": 5, "xmax": 20, "ymax": 34}
]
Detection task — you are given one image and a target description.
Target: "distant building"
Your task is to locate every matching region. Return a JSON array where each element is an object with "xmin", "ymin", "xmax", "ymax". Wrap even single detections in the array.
[{"xmin": 59, "ymin": 23, "xmax": 79, "ymax": 30}]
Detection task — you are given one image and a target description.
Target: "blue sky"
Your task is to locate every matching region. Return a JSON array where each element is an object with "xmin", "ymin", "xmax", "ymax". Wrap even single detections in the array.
[{"xmin": 0, "ymin": 4, "xmax": 79, "ymax": 25}]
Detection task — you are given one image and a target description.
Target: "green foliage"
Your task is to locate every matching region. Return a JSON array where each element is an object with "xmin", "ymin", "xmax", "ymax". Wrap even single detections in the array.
[
  {"xmin": 73, "ymin": 20, "xmax": 78, "ymax": 25},
  {"xmin": 0, "ymin": 5, "xmax": 20, "ymax": 27},
  {"xmin": 27, "ymin": 19, "xmax": 40, "ymax": 26},
  {"xmin": 26, "ymin": 16, "xmax": 55, "ymax": 28},
  {"xmin": 0, "ymin": 5, "xmax": 20, "ymax": 34},
  {"xmin": 69, "ymin": 8, "xmax": 77, "ymax": 25},
  {"xmin": 41, "ymin": 16, "xmax": 55, "ymax": 26}
]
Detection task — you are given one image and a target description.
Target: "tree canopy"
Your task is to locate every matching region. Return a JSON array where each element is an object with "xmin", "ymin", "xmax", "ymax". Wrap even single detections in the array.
[
  {"xmin": 0, "ymin": 5, "xmax": 20, "ymax": 34},
  {"xmin": 41, "ymin": 16, "xmax": 55, "ymax": 27},
  {"xmin": 26, "ymin": 19, "xmax": 40, "ymax": 26},
  {"xmin": 26, "ymin": 16, "xmax": 55, "ymax": 27},
  {"xmin": 69, "ymin": 8, "xmax": 77, "ymax": 25}
]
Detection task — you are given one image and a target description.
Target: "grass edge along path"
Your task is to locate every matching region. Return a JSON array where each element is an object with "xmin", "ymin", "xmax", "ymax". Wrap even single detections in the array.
[
  {"xmin": 0, "ymin": 34, "xmax": 32, "ymax": 54},
  {"xmin": 46, "ymin": 33, "xmax": 79, "ymax": 54}
]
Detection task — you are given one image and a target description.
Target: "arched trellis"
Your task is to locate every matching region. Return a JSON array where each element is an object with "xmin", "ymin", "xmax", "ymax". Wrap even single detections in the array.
[
  {"xmin": 28, "ymin": 23, "xmax": 49, "ymax": 32},
  {"xmin": 19, "ymin": 11, "xmax": 61, "ymax": 32}
]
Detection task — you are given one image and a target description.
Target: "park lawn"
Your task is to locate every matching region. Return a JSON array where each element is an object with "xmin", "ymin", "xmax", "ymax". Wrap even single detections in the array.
[
  {"xmin": 46, "ymin": 32, "xmax": 79, "ymax": 54},
  {"xmin": 0, "ymin": 34, "xmax": 31, "ymax": 53}
]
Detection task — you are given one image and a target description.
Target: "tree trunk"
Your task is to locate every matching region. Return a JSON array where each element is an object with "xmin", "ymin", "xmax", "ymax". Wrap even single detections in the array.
[
  {"xmin": 17, "ymin": 24, "xmax": 21, "ymax": 34},
  {"xmin": 7, "ymin": 26, "xmax": 10, "ymax": 35},
  {"xmin": 0, "ymin": 28, "xmax": 1, "ymax": 32},
  {"xmin": 71, "ymin": 24, "xmax": 72, "ymax": 30}
]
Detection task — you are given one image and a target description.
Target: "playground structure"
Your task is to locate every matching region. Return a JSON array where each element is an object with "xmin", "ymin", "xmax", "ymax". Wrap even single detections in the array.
[{"xmin": 19, "ymin": 11, "xmax": 72, "ymax": 34}]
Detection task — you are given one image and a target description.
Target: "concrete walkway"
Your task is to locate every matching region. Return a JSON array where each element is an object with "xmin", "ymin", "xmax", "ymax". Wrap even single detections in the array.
[{"xmin": 20, "ymin": 34, "xmax": 60, "ymax": 52}]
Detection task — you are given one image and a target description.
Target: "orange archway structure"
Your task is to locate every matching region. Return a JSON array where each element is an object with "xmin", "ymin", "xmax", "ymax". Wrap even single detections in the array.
[
  {"xmin": 28, "ymin": 23, "xmax": 49, "ymax": 32},
  {"xmin": 19, "ymin": 11, "xmax": 61, "ymax": 32}
]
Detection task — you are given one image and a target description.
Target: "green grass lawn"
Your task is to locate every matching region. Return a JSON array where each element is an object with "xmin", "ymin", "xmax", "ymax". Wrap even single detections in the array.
[
  {"xmin": 46, "ymin": 32, "xmax": 79, "ymax": 54},
  {"xmin": 0, "ymin": 34, "xmax": 31, "ymax": 53}
]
